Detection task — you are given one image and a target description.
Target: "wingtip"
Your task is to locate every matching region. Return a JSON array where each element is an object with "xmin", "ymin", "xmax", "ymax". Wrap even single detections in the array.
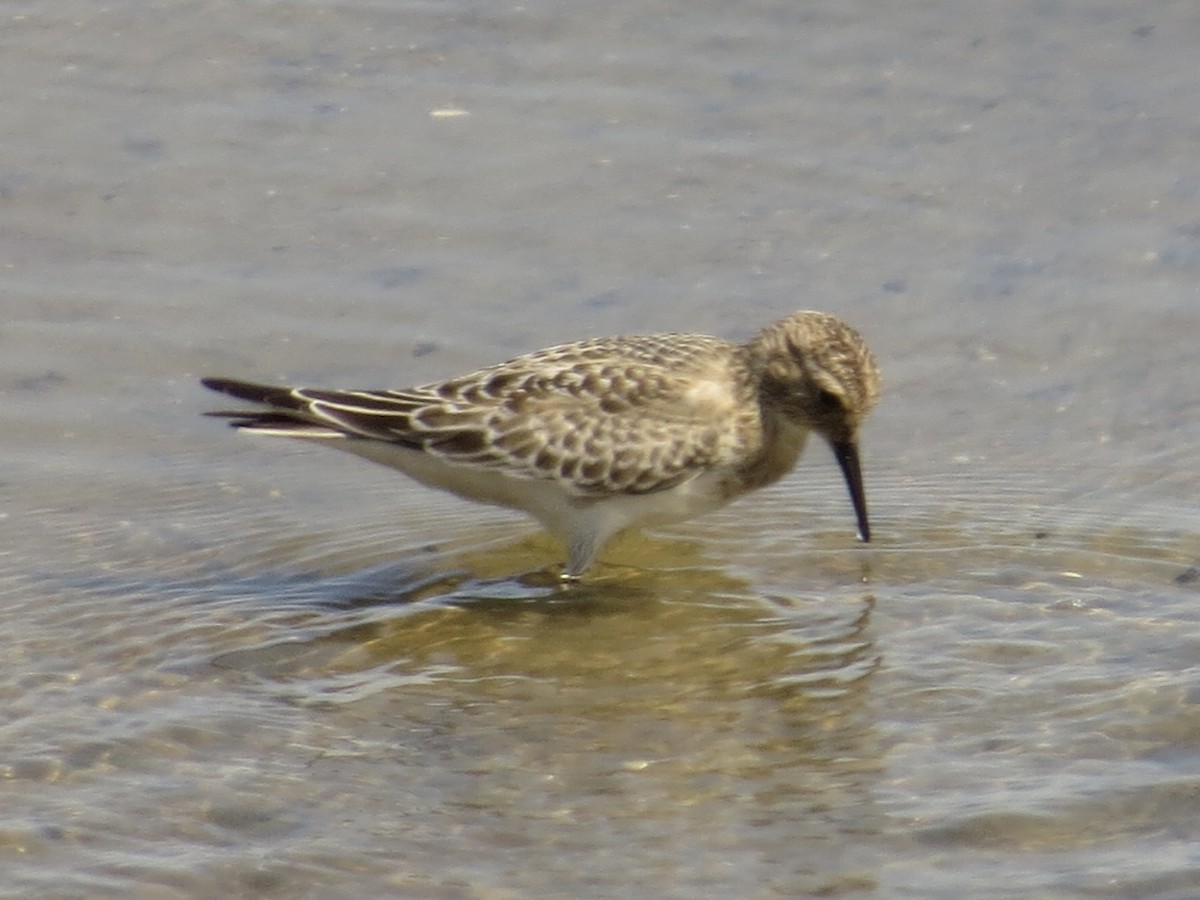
[
  {"xmin": 200, "ymin": 377, "xmax": 294, "ymax": 405},
  {"xmin": 200, "ymin": 376, "xmax": 250, "ymax": 397}
]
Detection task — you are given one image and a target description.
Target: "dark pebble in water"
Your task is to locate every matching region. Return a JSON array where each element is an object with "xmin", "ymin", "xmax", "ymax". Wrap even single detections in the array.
[
  {"xmin": 1175, "ymin": 567, "xmax": 1200, "ymax": 585},
  {"xmin": 13, "ymin": 371, "xmax": 66, "ymax": 392},
  {"xmin": 368, "ymin": 266, "xmax": 425, "ymax": 289}
]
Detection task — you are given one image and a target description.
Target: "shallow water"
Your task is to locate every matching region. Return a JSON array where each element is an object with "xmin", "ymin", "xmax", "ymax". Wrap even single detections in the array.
[{"xmin": 4, "ymin": 1, "xmax": 1200, "ymax": 897}]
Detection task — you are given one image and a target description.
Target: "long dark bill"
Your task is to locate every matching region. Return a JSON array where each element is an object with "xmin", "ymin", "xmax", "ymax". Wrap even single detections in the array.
[{"xmin": 831, "ymin": 440, "xmax": 871, "ymax": 543}]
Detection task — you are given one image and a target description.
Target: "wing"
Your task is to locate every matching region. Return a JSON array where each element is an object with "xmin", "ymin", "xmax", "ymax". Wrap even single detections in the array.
[{"xmin": 202, "ymin": 333, "xmax": 752, "ymax": 496}]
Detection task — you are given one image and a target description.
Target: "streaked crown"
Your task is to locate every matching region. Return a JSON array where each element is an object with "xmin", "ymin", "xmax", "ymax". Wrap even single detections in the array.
[{"xmin": 746, "ymin": 310, "xmax": 881, "ymax": 440}]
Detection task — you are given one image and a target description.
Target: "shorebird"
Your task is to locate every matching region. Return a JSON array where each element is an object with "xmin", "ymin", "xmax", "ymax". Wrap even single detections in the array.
[{"xmin": 202, "ymin": 310, "xmax": 880, "ymax": 579}]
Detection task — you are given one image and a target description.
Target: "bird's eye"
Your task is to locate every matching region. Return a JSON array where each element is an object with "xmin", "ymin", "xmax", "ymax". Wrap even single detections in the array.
[{"xmin": 814, "ymin": 388, "xmax": 843, "ymax": 412}]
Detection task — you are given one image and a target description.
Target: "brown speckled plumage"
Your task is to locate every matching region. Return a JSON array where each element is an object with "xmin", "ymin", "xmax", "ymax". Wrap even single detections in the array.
[{"xmin": 203, "ymin": 310, "xmax": 880, "ymax": 578}]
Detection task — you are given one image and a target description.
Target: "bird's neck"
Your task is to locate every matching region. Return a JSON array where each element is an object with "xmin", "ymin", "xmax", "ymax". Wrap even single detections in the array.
[{"xmin": 731, "ymin": 409, "xmax": 809, "ymax": 494}]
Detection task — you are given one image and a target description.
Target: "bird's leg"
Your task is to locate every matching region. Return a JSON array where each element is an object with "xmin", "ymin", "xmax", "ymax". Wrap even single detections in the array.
[{"xmin": 562, "ymin": 534, "xmax": 603, "ymax": 583}]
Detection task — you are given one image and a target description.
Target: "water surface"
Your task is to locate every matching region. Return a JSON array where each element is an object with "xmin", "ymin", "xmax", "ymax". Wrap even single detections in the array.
[{"xmin": 3, "ymin": 1, "xmax": 1199, "ymax": 897}]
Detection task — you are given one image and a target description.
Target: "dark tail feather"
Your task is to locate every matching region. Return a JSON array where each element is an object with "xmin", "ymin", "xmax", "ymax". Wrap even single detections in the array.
[
  {"xmin": 202, "ymin": 377, "xmax": 316, "ymax": 431},
  {"xmin": 203, "ymin": 409, "xmax": 310, "ymax": 428}
]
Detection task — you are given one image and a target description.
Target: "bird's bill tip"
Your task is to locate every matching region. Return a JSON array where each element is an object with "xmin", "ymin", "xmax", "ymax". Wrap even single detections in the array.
[{"xmin": 830, "ymin": 439, "xmax": 871, "ymax": 544}]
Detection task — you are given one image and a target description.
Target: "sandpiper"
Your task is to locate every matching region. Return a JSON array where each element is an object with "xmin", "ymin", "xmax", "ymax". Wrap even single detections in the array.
[{"xmin": 203, "ymin": 310, "xmax": 880, "ymax": 579}]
